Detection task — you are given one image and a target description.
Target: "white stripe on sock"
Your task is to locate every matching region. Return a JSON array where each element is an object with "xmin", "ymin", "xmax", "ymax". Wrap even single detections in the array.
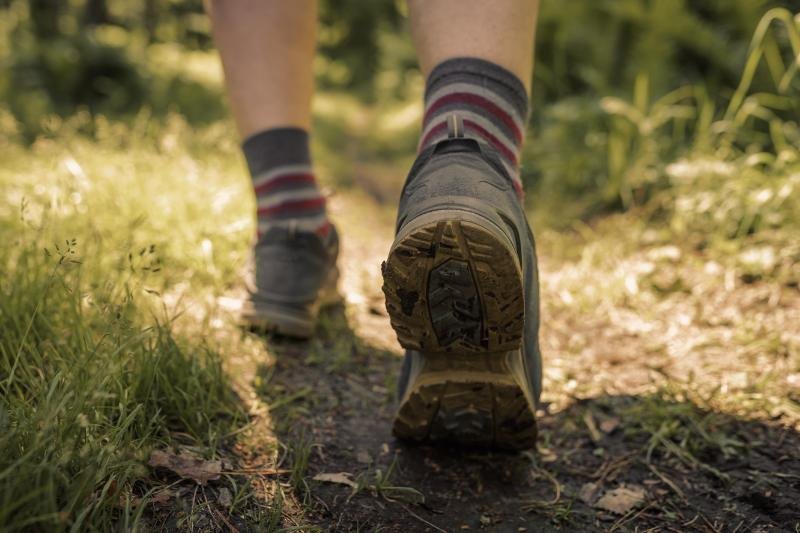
[
  {"xmin": 252, "ymin": 163, "xmax": 313, "ymax": 191},
  {"xmin": 257, "ymin": 187, "xmax": 325, "ymax": 210}
]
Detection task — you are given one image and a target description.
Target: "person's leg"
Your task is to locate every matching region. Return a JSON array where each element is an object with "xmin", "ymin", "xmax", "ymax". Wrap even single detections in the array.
[
  {"xmin": 386, "ymin": 0, "xmax": 541, "ymax": 449},
  {"xmin": 409, "ymin": 0, "xmax": 537, "ymax": 91},
  {"xmin": 409, "ymin": 0, "xmax": 538, "ymax": 193},
  {"xmin": 209, "ymin": 0, "xmax": 328, "ymax": 238},
  {"xmin": 209, "ymin": 0, "xmax": 315, "ymax": 136},
  {"xmin": 209, "ymin": 0, "xmax": 338, "ymax": 338}
]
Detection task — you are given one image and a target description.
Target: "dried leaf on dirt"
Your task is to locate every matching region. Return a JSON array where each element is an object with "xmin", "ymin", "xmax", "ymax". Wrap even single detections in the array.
[
  {"xmin": 594, "ymin": 485, "xmax": 646, "ymax": 514},
  {"xmin": 150, "ymin": 490, "xmax": 173, "ymax": 506},
  {"xmin": 313, "ymin": 472, "xmax": 358, "ymax": 489},
  {"xmin": 117, "ymin": 489, "xmax": 172, "ymax": 509},
  {"xmin": 578, "ymin": 482, "xmax": 601, "ymax": 504},
  {"xmin": 356, "ymin": 450, "xmax": 372, "ymax": 464},
  {"xmin": 148, "ymin": 449, "xmax": 222, "ymax": 485},
  {"xmin": 599, "ymin": 417, "xmax": 621, "ymax": 434},
  {"xmin": 217, "ymin": 487, "xmax": 233, "ymax": 507}
]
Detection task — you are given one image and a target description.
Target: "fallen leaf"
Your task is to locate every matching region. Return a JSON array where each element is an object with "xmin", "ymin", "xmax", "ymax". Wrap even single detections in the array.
[
  {"xmin": 355, "ymin": 450, "xmax": 372, "ymax": 464},
  {"xmin": 599, "ymin": 417, "xmax": 620, "ymax": 434},
  {"xmin": 148, "ymin": 450, "xmax": 222, "ymax": 485},
  {"xmin": 578, "ymin": 482, "xmax": 600, "ymax": 504},
  {"xmin": 217, "ymin": 487, "xmax": 232, "ymax": 507},
  {"xmin": 312, "ymin": 472, "xmax": 358, "ymax": 489},
  {"xmin": 537, "ymin": 446, "xmax": 558, "ymax": 463},
  {"xmin": 117, "ymin": 489, "xmax": 171, "ymax": 509},
  {"xmin": 150, "ymin": 490, "xmax": 173, "ymax": 507},
  {"xmin": 594, "ymin": 485, "xmax": 646, "ymax": 515}
]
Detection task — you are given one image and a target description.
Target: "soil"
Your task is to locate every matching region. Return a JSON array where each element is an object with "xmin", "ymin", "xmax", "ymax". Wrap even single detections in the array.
[
  {"xmin": 155, "ymin": 192, "xmax": 800, "ymax": 532},
  {"xmin": 244, "ymin": 193, "xmax": 800, "ymax": 532}
]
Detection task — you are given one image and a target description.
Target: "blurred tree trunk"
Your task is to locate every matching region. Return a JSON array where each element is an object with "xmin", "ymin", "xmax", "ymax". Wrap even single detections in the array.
[
  {"xmin": 83, "ymin": 0, "xmax": 109, "ymax": 26},
  {"xmin": 144, "ymin": 0, "xmax": 158, "ymax": 42},
  {"xmin": 28, "ymin": 0, "xmax": 61, "ymax": 38}
]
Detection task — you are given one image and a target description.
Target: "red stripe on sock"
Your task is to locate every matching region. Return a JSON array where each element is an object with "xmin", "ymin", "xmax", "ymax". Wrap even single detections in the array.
[
  {"xmin": 511, "ymin": 178, "xmax": 524, "ymax": 199},
  {"xmin": 258, "ymin": 196, "xmax": 326, "ymax": 217},
  {"xmin": 419, "ymin": 119, "xmax": 518, "ymax": 166},
  {"xmin": 419, "ymin": 121, "xmax": 448, "ymax": 151},
  {"xmin": 254, "ymin": 172, "xmax": 316, "ymax": 195},
  {"xmin": 315, "ymin": 219, "xmax": 332, "ymax": 238},
  {"xmin": 424, "ymin": 92, "xmax": 523, "ymax": 143},
  {"xmin": 462, "ymin": 119, "xmax": 518, "ymax": 165}
]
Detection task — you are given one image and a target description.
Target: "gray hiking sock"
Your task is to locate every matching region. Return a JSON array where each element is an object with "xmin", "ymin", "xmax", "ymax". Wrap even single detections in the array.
[
  {"xmin": 419, "ymin": 57, "xmax": 530, "ymax": 196},
  {"xmin": 242, "ymin": 127, "xmax": 329, "ymax": 238}
]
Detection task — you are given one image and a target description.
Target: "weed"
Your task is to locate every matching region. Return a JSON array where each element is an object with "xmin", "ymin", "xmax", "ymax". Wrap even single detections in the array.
[
  {"xmin": 285, "ymin": 437, "xmax": 313, "ymax": 502},
  {"xmin": 352, "ymin": 457, "xmax": 425, "ymax": 505}
]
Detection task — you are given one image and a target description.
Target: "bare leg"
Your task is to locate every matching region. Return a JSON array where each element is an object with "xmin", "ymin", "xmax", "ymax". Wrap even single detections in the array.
[
  {"xmin": 208, "ymin": 0, "xmax": 317, "ymax": 137},
  {"xmin": 408, "ymin": 0, "xmax": 539, "ymax": 93}
]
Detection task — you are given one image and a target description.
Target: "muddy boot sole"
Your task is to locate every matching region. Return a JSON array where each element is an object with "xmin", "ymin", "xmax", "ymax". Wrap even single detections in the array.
[
  {"xmin": 392, "ymin": 350, "xmax": 537, "ymax": 450},
  {"xmin": 382, "ymin": 209, "xmax": 525, "ymax": 354}
]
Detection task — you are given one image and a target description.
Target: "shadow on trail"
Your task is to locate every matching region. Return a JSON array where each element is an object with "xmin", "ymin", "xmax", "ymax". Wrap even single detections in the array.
[{"xmin": 255, "ymin": 308, "xmax": 800, "ymax": 532}]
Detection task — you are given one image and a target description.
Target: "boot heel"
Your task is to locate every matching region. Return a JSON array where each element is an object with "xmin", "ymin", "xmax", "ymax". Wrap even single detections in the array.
[{"xmin": 382, "ymin": 209, "xmax": 524, "ymax": 355}]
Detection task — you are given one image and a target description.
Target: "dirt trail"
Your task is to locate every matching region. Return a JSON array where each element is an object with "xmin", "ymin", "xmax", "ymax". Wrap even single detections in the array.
[{"xmin": 231, "ymin": 192, "xmax": 800, "ymax": 532}]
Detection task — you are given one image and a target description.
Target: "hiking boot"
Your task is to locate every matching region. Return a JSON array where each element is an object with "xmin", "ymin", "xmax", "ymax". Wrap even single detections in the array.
[
  {"xmin": 242, "ymin": 223, "xmax": 340, "ymax": 338},
  {"xmin": 382, "ymin": 117, "xmax": 542, "ymax": 449}
]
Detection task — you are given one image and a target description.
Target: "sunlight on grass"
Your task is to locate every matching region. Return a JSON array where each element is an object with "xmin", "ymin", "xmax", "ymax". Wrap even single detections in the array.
[{"xmin": 0, "ymin": 111, "xmax": 259, "ymax": 529}]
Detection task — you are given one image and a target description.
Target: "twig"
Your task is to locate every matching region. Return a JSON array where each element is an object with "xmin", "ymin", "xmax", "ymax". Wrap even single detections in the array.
[
  {"xmin": 609, "ymin": 502, "xmax": 653, "ymax": 532},
  {"xmin": 699, "ymin": 510, "xmax": 722, "ymax": 533},
  {"xmin": 212, "ymin": 506, "xmax": 241, "ymax": 533},
  {"xmin": 524, "ymin": 466, "xmax": 562, "ymax": 509},
  {"xmin": 682, "ymin": 514, "xmax": 699, "ymax": 528},
  {"xmin": 202, "ymin": 487, "xmax": 220, "ymax": 531},
  {"xmin": 647, "ymin": 462, "xmax": 686, "ymax": 501},
  {"xmin": 223, "ymin": 469, "xmax": 289, "ymax": 476},
  {"xmin": 397, "ymin": 502, "xmax": 447, "ymax": 533}
]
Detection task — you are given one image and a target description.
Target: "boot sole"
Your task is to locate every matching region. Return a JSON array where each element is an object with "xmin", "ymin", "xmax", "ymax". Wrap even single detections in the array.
[
  {"xmin": 383, "ymin": 209, "xmax": 534, "ymax": 449},
  {"xmin": 382, "ymin": 209, "xmax": 524, "ymax": 354},
  {"xmin": 242, "ymin": 307, "xmax": 315, "ymax": 338},
  {"xmin": 392, "ymin": 350, "xmax": 537, "ymax": 450}
]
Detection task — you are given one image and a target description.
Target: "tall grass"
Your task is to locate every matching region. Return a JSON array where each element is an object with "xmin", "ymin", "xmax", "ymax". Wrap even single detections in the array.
[
  {"xmin": 0, "ymin": 113, "xmax": 249, "ymax": 531},
  {"xmin": 529, "ymin": 8, "xmax": 800, "ymax": 245}
]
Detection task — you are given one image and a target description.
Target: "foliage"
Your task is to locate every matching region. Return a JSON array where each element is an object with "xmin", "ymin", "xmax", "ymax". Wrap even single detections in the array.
[
  {"xmin": 0, "ymin": 0, "xmax": 789, "ymax": 129},
  {"xmin": 529, "ymin": 5, "xmax": 800, "ymax": 233},
  {"xmin": 0, "ymin": 112, "xmax": 251, "ymax": 530}
]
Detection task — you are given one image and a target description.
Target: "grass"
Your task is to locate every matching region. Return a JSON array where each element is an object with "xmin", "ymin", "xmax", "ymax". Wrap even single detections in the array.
[{"xmin": 0, "ymin": 112, "xmax": 254, "ymax": 530}]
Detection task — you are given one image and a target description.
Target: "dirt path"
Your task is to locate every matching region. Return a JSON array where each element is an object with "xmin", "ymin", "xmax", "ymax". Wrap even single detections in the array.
[{"xmin": 220, "ymin": 192, "xmax": 800, "ymax": 532}]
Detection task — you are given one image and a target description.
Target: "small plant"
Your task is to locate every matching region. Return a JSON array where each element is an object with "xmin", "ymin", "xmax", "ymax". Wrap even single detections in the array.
[{"xmin": 352, "ymin": 457, "xmax": 425, "ymax": 505}]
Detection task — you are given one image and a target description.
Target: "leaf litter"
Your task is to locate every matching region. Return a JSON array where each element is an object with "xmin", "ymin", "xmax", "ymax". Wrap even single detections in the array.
[{"xmin": 148, "ymin": 449, "xmax": 222, "ymax": 485}]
